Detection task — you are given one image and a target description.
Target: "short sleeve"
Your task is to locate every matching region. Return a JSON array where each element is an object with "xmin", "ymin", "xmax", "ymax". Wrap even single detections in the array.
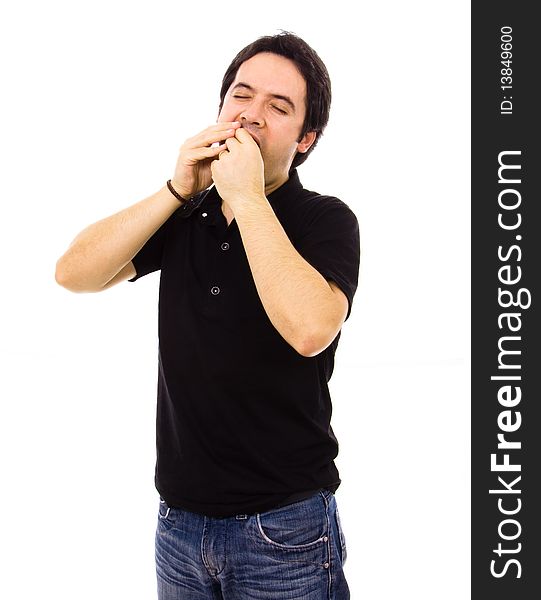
[
  {"xmin": 295, "ymin": 198, "xmax": 360, "ymax": 320},
  {"xmin": 128, "ymin": 216, "xmax": 174, "ymax": 282}
]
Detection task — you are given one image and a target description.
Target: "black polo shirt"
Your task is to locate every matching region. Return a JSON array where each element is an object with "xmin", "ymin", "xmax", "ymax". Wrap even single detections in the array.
[{"xmin": 129, "ymin": 169, "xmax": 360, "ymax": 517}]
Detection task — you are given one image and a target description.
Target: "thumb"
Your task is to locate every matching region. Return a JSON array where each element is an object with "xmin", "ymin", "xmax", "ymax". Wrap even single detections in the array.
[{"xmin": 236, "ymin": 127, "xmax": 258, "ymax": 145}]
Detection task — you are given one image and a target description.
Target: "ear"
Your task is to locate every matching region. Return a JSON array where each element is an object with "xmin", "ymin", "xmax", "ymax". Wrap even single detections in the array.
[{"xmin": 296, "ymin": 131, "xmax": 317, "ymax": 154}]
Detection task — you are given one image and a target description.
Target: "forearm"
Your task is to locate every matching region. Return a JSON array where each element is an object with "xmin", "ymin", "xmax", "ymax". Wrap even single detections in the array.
[
  {"xmin": 234, "ymin": 196, "xmax": 342, "ymax": 356},
  {"xmin": 55, "ymin": 184, "xmax": 181, "ymax": 292}
]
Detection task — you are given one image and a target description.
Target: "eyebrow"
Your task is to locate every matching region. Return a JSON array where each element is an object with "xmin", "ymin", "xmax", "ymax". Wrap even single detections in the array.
[{"xmin": 231, "ymin": 83, "xmax": 297, "ymax": 113}]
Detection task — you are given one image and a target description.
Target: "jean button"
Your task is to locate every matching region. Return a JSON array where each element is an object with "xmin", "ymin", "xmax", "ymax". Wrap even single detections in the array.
[{"xmin": 211, "ymin": 286, "xmax": 220, "ymax": 295}]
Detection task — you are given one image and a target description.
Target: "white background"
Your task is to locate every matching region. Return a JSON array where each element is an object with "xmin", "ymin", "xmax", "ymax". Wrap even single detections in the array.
[{"xmin": 0, "ymin": 1, "xmax": 470, "ymax": 598}]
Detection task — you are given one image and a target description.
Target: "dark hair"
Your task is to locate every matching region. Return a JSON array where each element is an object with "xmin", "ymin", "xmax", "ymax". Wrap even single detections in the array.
[{"xmin": 218, "ymin": 31, "xmax": 332, "ymax": 170}]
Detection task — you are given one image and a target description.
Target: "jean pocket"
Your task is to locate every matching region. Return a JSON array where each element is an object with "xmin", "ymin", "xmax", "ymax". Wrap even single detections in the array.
[{"xmin": 255, "ymin": 493, "xmax": 328, "ymax": 550}]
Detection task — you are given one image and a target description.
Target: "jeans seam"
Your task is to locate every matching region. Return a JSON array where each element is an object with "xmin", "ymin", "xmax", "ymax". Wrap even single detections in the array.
[{"xmin": 320, "ymin": 490, "xmax": 333, "ymax": 599}]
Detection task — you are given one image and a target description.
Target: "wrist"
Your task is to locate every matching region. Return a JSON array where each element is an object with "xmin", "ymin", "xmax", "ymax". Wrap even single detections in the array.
[
  {"xmin": 231, "ymin": 192, "xmax": 270, "ymax": 218},
  {"xmin": 167, "ymin": 179, "xmax": 190, "ymax": 204}
]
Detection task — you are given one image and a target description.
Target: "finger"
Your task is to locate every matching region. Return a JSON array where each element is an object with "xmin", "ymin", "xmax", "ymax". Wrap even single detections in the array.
[
  {"xmin": 235, "ymin": 127, "xmax": 253, "ymax": 142},
  {"xmin": 203, "ymin": 128, "xmax": 239, "ymax": 148},
  {"xmin": 184, "ymin": 131, "xmax": 231, "ymax": 154},
  {"xmin": 214, "ymin": 121, "xmax": 241, "ymax": 130},
  {"xmin": 235, "ymin": 127, "xmax": 261, "ymax": 149},
  {"xmin": 204, "ymin": 122, "xmax": 241, "ymax": 136},
  {"xmin": 205, "ymin": 121, "xmax": 241, "ymax": 141},
  {"xmin": 225, "ymin": 136, "xmax": 240, "ymax": 150},
  {"xmin": 185, "ymin": 123, "xmax": 240, "ymax": 149},
  {"xmin": 210, "ymin": 127, "xmax": 241, "ymax": 148},
  {"xmin": 185, "ymin": 143, "xmax": 227, "ymax": 163}
]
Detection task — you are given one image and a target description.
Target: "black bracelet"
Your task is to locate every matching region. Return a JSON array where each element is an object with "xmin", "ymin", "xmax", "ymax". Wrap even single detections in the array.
[{"xmin": 166, "ymin": 179, "xmax": 188, "ymax": 204}]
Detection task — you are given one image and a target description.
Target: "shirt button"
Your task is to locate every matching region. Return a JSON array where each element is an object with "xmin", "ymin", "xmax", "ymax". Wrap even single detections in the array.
[
  {"xmin": 202, "ymin": 212, "xmax": 208, "ymax": 218},
  {"xmin": 221, "ymin": 242, "xmax": 230, "ymax": 251},
  {"xmin": 210, "ymin": 286, "xmax": 220, "ymax": 295}
]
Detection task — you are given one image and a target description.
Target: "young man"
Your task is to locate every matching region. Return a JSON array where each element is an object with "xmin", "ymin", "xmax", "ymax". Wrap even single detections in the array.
[{"xmin": 56, "ymin": 32, "xmax": 359, "ymax": 600}]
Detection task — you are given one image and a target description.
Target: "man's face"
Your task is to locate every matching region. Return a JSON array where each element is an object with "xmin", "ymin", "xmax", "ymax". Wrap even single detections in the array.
[{"xmin": 217, "ymin": 52, "xmax": 316, "ymax": 185}]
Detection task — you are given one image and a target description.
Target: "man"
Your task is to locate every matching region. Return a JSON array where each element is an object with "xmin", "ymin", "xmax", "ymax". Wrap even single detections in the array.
[{"xmin": 56, "ymin": 31, "xmax": 359, "ymax": 600}]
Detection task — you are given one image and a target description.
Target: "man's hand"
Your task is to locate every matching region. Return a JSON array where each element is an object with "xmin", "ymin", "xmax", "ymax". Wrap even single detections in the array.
[
  {"xmin": 171, "ymin": 122, "xmax": 241, "ymax": 199},
  {"xmin": 210, "ymin": 127, "xmax": 266, "ymax": 210}
]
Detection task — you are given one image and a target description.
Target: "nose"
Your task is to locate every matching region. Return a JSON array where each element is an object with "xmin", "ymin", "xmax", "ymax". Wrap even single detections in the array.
[{"xmin": 239, "ymin": 99, "xmax": 265, "ymax": 128}]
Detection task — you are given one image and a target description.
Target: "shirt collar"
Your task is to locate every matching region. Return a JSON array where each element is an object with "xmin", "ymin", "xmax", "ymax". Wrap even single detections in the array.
[{"xmin": 266, "ymin": 169, "xmax": 303, "ymax": 208}]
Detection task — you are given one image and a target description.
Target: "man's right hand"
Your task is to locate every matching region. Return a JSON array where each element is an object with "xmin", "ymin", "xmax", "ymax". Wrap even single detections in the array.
[
  {"xmin": 55, "ymin": 122, "xmax": 242, "ymax": 293},
  {"xmin": 170, "ymin": 122, "xmax": 241, "ymax": 200}
]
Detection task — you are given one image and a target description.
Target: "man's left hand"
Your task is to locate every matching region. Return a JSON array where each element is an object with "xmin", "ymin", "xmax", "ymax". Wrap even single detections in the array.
[{"xmin": 210, "ymin": 127, "xmax": 266, "ymax": 210}]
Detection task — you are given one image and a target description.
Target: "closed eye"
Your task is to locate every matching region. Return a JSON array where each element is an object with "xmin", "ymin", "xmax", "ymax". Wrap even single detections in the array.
[{"xmin": 232, "ymin": 94, "xmax": 287, "ymax": 115}]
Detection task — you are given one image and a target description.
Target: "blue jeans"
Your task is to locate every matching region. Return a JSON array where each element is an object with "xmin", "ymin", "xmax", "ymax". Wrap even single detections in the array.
[{"xmin": 155, "ymin": 489, "xmax": 350, "ymax": 599}]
